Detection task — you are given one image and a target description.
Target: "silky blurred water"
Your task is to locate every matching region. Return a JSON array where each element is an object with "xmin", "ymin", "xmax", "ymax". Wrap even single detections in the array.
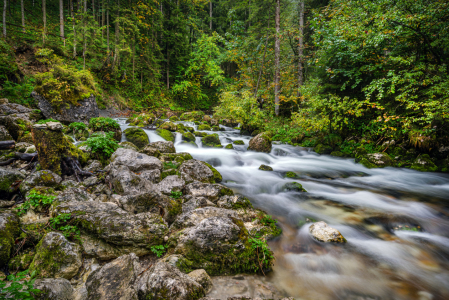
[{"xmin": 117, "ymin": 118, "xmax": 449, "ymax": 300}]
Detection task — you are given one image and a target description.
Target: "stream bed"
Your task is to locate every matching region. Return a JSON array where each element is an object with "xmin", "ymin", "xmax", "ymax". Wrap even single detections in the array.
[{"xmin": 117, "ymin": 118, "xmax": 449, "ymax": 300}]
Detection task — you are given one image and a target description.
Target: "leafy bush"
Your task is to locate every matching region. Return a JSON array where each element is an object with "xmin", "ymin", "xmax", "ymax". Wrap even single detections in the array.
[
  {"xmin": 0, "ymin": 270, "xmax": 41, "ymax": 300},
  {"xmin": 68, "ymin": 122, "xmax": 87, "ymax": 132},
  {"xmin": 150, "ymin": 245, "xmax": 168, "ymax": 258},
  {"xmin": 89, "ymin": 117, "xmax": 120, "ymax": 131},
  {"xmin": 16, "ymin": 189, "xmax": 56, "ymax": 216},
  {"xmin": 84, "ymin": 132, "xmax": 119, "ymax": 162}
]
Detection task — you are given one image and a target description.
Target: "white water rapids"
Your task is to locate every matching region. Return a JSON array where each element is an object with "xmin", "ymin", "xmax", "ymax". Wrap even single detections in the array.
[{"xmin": 116, "ymin": 118, "xmax": 449, "ymax": 300}]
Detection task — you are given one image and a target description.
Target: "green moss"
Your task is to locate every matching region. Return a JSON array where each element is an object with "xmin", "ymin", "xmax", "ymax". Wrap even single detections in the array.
[
  {"xmin": 160, "ymin": 152, "xmax": 193, "ymax": 162},
  {"xmin": 330, "ymin": 151, "xmax": 345, "ymax": 157},
  {"xmin": 202, "ymin": 162, "xmax": 222, "ymax": 183},
  {"xmin": 161, "ymin": 169, "xmax": 180, "ymax": 180},
  {"xmin": 259, "ymin": 164, "xmax": 273, "ymax": 171},
  {"xmin": 225, "ymin": 144, "xmax": 234, "ymax": 149},
  {"xmin": 182, "ymin": 132, "xmax": 196, "ymax": 142},
  {"xmin": 410, "ymin": 154, "xmax": 438, "ymax": 172},
  {"xmin": 233, "ymin": 140, "xmax": 245, "ymax": 145},
  {"xmin": 194, "ymin": 131, "xmax": 207, "ymax": 137},
  {"xmin": 88, "ymin": 117, "xmax": 121, "ymax": 141},
  {"xmin": 180, "ymin": 111, "xmax": 205, "ymax": 121},
  {"xmin": 283, "ymin": 182, "xmax": 307, "ymax": 192},
  {"xmin": 198, "ymin": 124, "xmax": 211, "ymax": 131},
  {"xmin": 34, "ymin": 65, "xmax": 98, "ymax": 110},
  {"xmin": 202, "ymin": 134, "xmax": 222, "ymax": 148},
  {"xmin": 359, "ymin": 157, "xmax": 378, "ymax": 169},
  {"xmin": 285, "ymin": 171, "xmax": 298, "ymax": 178},
  {"xmin": 169, "ymin": 116, "xmax": 179, "ymax": 122},
  {"xmin": 124, "ymin": 127, "xmax": 149, "ymax": 149},
  {"xmin": 314, "ymin": 144, "xmax": 333, "ymax": 155},
  {"xmin": 8, "ymin": 249, "xmax": 35, "ymax": 271},
  {"xmin": 156, "ymin": 129, "xmax": 175, "ymax": 142}
]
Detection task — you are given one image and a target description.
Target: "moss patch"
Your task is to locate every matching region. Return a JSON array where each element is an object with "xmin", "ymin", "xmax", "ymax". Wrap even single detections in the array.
[
  {"xmin": 156, "ymin": 129, "xmax": 175, "ymax": 142},
  {"xmin": 202, "ymin": 162, "xmax": 222, "ymax": 183},
  {"xmin": 124, "ymin": 127, "xmax": 149, "ymax": 149}
]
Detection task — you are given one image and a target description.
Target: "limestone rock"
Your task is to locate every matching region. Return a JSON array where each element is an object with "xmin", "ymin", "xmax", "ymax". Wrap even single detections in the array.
[
  {"xmin": 109, "ymin": 165, "xmax": 154, "ymax": 195},
  {"xmin": 139, "ymin": 145, "xmax": 161, "ymax": 158},
  {"xmin": 0, "ymin": 211, "xmax": 20, "ymax": 267},
  {"xmin": 139, "ymin": 169, "xmax": 161, "ymax": 183},
  {"xmin": 171, "ymin": 207, "xmax": 238, "ymax": 229},
  {"xmin": 309, "ymin": 221, "xmax": 346, "ymax": 243},
  {"xmin": 202, "ymin": 134, "xmax": 222, "ymax": 148},
  {"xmin": 179, "ymin": 160, "xmax": 214, "ymax": 183},
  {"xmin": 56, "ymin": 187, "xmax": 94, "ymax": 202},
  {"xmin": 187, "ymin": 269, "xmax": 213, "ymax": 293},
  {"xmin": 0, "ymin": 167, "xmax": 26, "ymax": 195},
  {"xmin": 155, "ymin": 175, "xmax": 185, "ymax": 195},
  {"xmin": 110, "ymin": 148, "xmax": 162, "ymax": 172},
  {"xmin": 32, "ymin": 91, "xmax": 99, "ymax": 124},
  {"xmin": 184, "ymin": 182, "xmax": 232, "ymax": 201},
  {"xmin": 118, "ymin": 141, "xmax": 139, "ymax": 151},
  {"xmin": 86, "ymin": 253, "xmax": 140, "ymax": 300},
  {"xmin": 362, "ymin": 153, "xmax": 393, "ymax": 168},
  {"xmin": 0, "ymin": 125, "xmax": 12, "ymax": 141},
  {"xmin": 124, "ymin": 127, "xmax": 149, "ymax": 149},
  {"xmin": 19, "ymin": 170, "xmax": 62, "ymax": 194},
  {"xmin": 248, "ymin": 132, "xmax": 272, "ymax": 153},
  {"xmin": 149, "ymin": 141, "xmax": 176, "ymax": 153},
  {"xmin": 30, "ymin": 232, "xmax": 83, "ymax": 279},
  {"xmin": 411, "ymin": 154, "xmax": 438, "ymax": 172},
  {"xmin": 160, "ymin": 121, "xmax": 178, "ymax": 132},
  {"xmin": 135, "ymin": 261, "xmax": 205, "ymax": 300},
  {"xmin": 0, "ymin": 200, "xmax": 15, "ymax": 208},
  {"xmin": 33, "ymin": 278, "xmax": 74, "ymax": 300},
  {"xmin": 217, "ymin": 195, "xmax": 252, "ymax": 210}
]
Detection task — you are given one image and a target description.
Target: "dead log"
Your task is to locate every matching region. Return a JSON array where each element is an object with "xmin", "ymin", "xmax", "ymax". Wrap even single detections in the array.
[
  {"xmin": 0, "ymin": 140, "xmax": 15, "ymax": 150},
  {"xmin": 15, "ymin": 152, "xmax": 38, "ymax": 162}
]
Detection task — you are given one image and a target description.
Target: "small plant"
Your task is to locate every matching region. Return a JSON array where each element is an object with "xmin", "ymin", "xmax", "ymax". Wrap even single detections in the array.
[
  {"xmin": 68, "ymin": 122, "xmax": 87, "ymax": 132},
  {"xmin": 170, "ymin": 191, "xmax": 183, "ymax": 199},
  {"xmin": 0, "ymin": 270, "xmax": 41, "ymax": 299},
  {"xmin": 85, "ymin": 132, "xmax": 119, "ymax": 162},
  {"xmin": 163, "ymin": 162, "xmax": 179, "ymax": 170},
  {"xmin": 248, "ymin": 237, "xmax": 274, "ymax": 272},
  {"xmin": 15, "ymin": 189, "xmax": 56, "ymax": 216},
  {"xmin": 50, "ymin": 213, "xmax": 81, "ymax": 240},
  {"xmin": 150, "ymin": 244, "xmax": 168, "ymax": 257},
  {"xmin": 259, "ymin": 214, "xmax": 277, "ymax": 226},
  {"xmin": 37, "ymin": 118, "xmax": 59, "ymax": 124},
  {"xmin": 89, "ymin": 117, "xmax": 120, "ymax": 131}
]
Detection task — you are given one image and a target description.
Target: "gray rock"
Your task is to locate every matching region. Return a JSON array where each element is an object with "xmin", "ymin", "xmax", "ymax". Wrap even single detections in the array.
[
  {"xmin": 0, "ymin": 125, "xmax": 12, "ymax": 141},
  {"xmin": 32, "ymin": 91, "xmax": 99, "ymax": 125},
  {"xmin": 51, "ymin": 201, "xmax": 168, "ymax": 256},
  {"xmin": 30, "ymin": 232, "xmax": 83, "ymax": 279},
  {"xmin": 80, "ymin": 234, "xmax": 119, "ymax": 261},
  {"xmin": 0, "ymin": 113, "xmax": 32, "ymax": 140},
  {"xmin": 19, "ymin": 170, "xmax": 62, "ymax": 194},
  {"xmin": 309, "ymin": 221, "xmax": 346, "ymax": 243},
  {"xmin": 0, "ymin": 200, "xmax": 15, "ymax": 208},
  {"xmin": 139, "ymin": 145, "xmax": 161, "ymax": 158},
  {"xmin": 149, "ymin": 141, "xmax": 176, "ymax": 153},
  {"xmin": 15, "ymin": 141, "xmax": 33, "ymax": 152},
  {"xmin": 217, "ymin": 195, "xmax": 252, "ymax": 210},
  {"xmin": 365, "ymin": 153, "xmax": 393, "ymax": 167},
  {"xmin": 139, "ymin": 169, "xmax": 161, "ymax": 183},
  {"xmin": 0, "ymin": 211, "xmax": 20, "ymax": 267},
  {"xmin": 118, "ymin": 191, "xmax": 170, "ymax": 215},
  {"xmin": 171, "ymin": 207, "xmax": 238, "ymax": 230},
  {"xmin": 187, "ymin": 269, "xmax": 213, "ymax": 293},
  {"xmin": 33, "ymin": 278, "xmax": 74, "ymax": 300},
  {"xmin": 182, "ymin": 197, "xmax": 216, "ymax": 214},
  {"xmin": 135, "ymin": 261, "xmax": 205, "ymax": 300},
  {"xmin": 155, "ymin": 175, "xmax": 185, "ymax": 195},
  {"xmin": 0, "ymin": 167, "xmax": 26, "ymax": 195},
  {"xmin": 46, "ymin": 121, "xmax": 63, "ymax": 131},
  {"xmin": 184, "ymin": 182, "xmax": 221, "ymax": 200},
  {"xmin": 56, "ymin": 187, "xmax": 94, "ymax": 202},
  {"xmin": 86, "ymin": 253, "xmax": 140, "ymax": 300},
  {"xmin": 84, "ymin": 160, "xmax": 102, "ymax": 172},
  {"xmin": 0, "ymin": 101, "xmax": 33, "ymax": 114},
  {"xmin": 179, "ymin": 160, "xmax": 214, "ymax": 183},
  {"xmin": 109, "ymin": 165, "xmax": 154, "ymax": 195},
  {"xmin": 119, "ymin": 141, "xmax": 139, "ymax": 151},
  {"xmin": 248, "ymin": 132, "xmax": 272, "ymax": 153},
  {"xmin": 109, "ymin": 148, "xmax": 163, "ymax": 172}
]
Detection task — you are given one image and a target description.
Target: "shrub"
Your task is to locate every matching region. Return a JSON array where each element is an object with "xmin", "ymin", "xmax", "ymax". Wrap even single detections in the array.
[
  {"xmin": 0, "ymin": 270, "xmax": 41, "ymax": 299},
  {"xmin": 85, "ymin": 132, "xmax": 119, "ymax": 163},
  {"xmin": 89, "ymin": 117, "xmax": 120, "ymax": 131}
]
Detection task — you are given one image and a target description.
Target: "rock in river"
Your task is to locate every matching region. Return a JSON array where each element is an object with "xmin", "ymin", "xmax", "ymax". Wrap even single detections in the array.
[{"xmin": 309, "ymin": 221, "xmax": 346, "ymax": 243}]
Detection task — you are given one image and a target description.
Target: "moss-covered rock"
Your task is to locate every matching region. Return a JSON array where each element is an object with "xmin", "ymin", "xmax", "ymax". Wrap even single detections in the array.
[
  {"xmin": 362, "ymin": 153, "xmax": 394, "ymax": 168},
  {"xmin": 8, "ymin": 248, "xmax": 35, "ymax": 271},
  {"xmin": 283, "ymin": 182, "xmax": 307, "ymax": 192},
  {"xmin": 284, "ymin": 171, "xmax": 298, "ymax": 178},
  {"xmin": 160, "ymin": 121, "xmax": 178, "ymax": 132},
  {"xmin": 18, "ymin": 132, "xmax": 34, "ymax": 144},
  {"xmin": 0, "ymin": 168, "xmax": 26, "ymax": 196},
  {"xmin": 330, "ymin": 151, "xmax": 345, "ymax": 157},
  {"xmin": 0, "ymin": 211, "xmax": 20, "ymax": 268},
  {"xmin": 314, "ymin": 144, "xmax": 334, "ymax": 155},
  {"xmin": 212, "ymin": 126, "xmax": 220, "ymax": 131},
  {"xmin": 156, "ymin": 129, "xmax": 175, "ymax": 142},
  {"xmin": 233, "ymin": 140, "xmax": 245, "ymax": 145},
  {"xmin": 140, "ymin": 145, "xmax": 161, "ymax": 158},
  {"xmin": 248, "ymin": 132, "xmax": 272, "ymax": 153},
  {"xmin": 150, "ymin": 141, "xmax": 176, "ymax": 153},
  {"xmin": 0, "ymin": 125, "xmax": 12, "ymax": 141},
  {"xmin": 194, "ymin": 131, "xmax": 207, "ymax": 137},
  {"xmin": 180, "ymin": 111, "xmax": 205, "ymax": 121},
  {"xmin": 88, "ymin": 117, "xmax": 122, "ymax": 142},
  {"xmin": 128, "ymin": 113, "xmax": 155, "ymax": 127},
  {"xmin": 203, "ymin": 162, "xmax": 223, "ymax": 183},
  {"xmin": 225, "ymin": 144, "xmax": 234, "ymax": 149},
  {"xmin": 202, "ymin": 134, "xmax": 222, "ymax": 148},
  {"xmin": 411, "ymin": 154, "xmax": 438, "ymax": 172},
  {"xmin": 182, "ymin": 132, "xmax": 196, "ymax": 142},
  {"xmin": 259, "ymin": 164, "xmax": 273, "ymax": 171},
  {"xmin": 169, "ymin": 115, "xmax": 179, "ymax": 122},
  {"xmin": 118, "ymin": 141, "xmax": 139, "ymax": 151},
  {"xmin": 124, "ymin": 127, "xmax": 149, "ymax": 149},
  {"xmin": 198, "ymin": 124, "xmax": 211, "ymax": 131}
]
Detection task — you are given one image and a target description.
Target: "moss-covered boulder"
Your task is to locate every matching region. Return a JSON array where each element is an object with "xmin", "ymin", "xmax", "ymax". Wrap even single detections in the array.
[
  {"xmin": 29, "ymin": 232, "xmax": 82, "ymax": 279},
  {"xmin": 248, "ymin": 132, "xmax": 272, "ymax": 153},
  {"xmin": 194, "ymin": 131, "xmax": 207, "ymax": 137},
  {"xmin": 169, "ymin": 115, "xmax": 179, "ymax": 122},
  {"xmin": 32, "ymin": 122, "xmax": 89, "ymax": 175},
  {"xmin": 314, "ymin": 144, "xmax": 333, "ymax": 155},
  {"xmin": 202, "ymin": 134, "xmax": 222, "ymax": 148},
  {"xmin": 128, "ymin": 113, "xmax": 155, "ymax": 127},
  {"xmin": 283, "ymin": 182, "xmax": 307, "ymax": 192},
  {"xmin": 149, "ymin": 141, "xmax": 176, "ymax": 153},
  {"xmin": 182, "ymin": 132, "xmax": 196, "ymax": 142},
  {"xmin": 140, "ymin": 145, "xmax": 161, "ymax": 158},
  {"xmin": 156, "ymin": 128, "xmax": 175, "ymax": 142},
  {"xmin": 411, "ymin": 154, "xmax": 438, "ymax": 172},
  {"xmin": 259, "ymin": 164, "xmax": 273, "ymax": 171},
  {"xmin": 284, "ymin": 171, "xmax": 298, "ymax": 178},
  {"xmin": 0, "ymin": 211, "xmax": 20, "ymax": 268},
  {"xmin": 159, "ymin": 152, "xmax": 193, "ymax": 163},
  {"xmin": 361, "ymin": 153, "xmax": 394, "ymax": 168},
  {"xmin": 124, "ymin": 127, "xmax": 149, "ymax": 149},
  {"xmin": 330, "ymin": 151, "xmax": 345, "ymax": 157},
  {"xmin": 212, "ymin": 126, "xmax": 220, "ymax": 131},
  {"xmin": 19, "ymin": 170, "xmax": 62, "ymax": 194},
  {"xmin": 225, "ymin": 144, "xmax": 234, "ymax": 149},
  {"xmin": 179, "ymin": 160, "xmax": 215, "ymax": 183},
  {"xmin": 203, "ymin": 162, "xmax": 223, "ymax": 183},
  {"xmin": 233, "ymin": 140, "xmax": 245, "ymax": 145},
  {"xmin": 118, "ymin": 141, "xmax": 139, "ymax": 151},
  {"xmin": 88, "ymin": 117, "xmax": 121, "ymax": 142},
  {"xmin": 0, "ymin": 168, "xmax": 26, "ymax": 196},
  {"xmin": 160, "ymin": 121, "xmax": 178, "ymax": 132},
  {"xmin": 198, "ymin": 124, "xmax": 211, "ymax": 131},
  {"xmin": 0, "ymin": 115, "xmax": 33, "ymax": 141},
  {"xmin": 180, "ymin": 111, "xmax": 205, "ymax": 121}
]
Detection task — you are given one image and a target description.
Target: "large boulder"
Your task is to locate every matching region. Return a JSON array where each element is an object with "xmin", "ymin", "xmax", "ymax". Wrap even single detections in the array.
[
  {"xmin": 135, "ymin": 261, "xmax": 205, "ymax": 300},
  {"xmin": 179, "ymin": 159, "xmax": 214, "ymax": 183},
  {"xmin": 86, "ymin": 253, "xmax": 140, "ymax": 300},
  {"xmin": 51, "ymin": 201, "xmax": 168, "ymax": 256},
  {"xmin": 109, "ymin": 148, "xmax": 163, "ymax": 172},
  {"xmin": 360, "ymin": 153, "xmax": 393, "ymax": 168},
  {"xmin": 0, "ymin": 167, "xmax": 26, "ymax": 196},
  {"xmin": 202, "ymin": 133, "xmax": 222, "ymax": 148},
  {"xmin": 109, "ymin": 165, "xmax": 154, "ymax": 195},
  {"xmin": 124, "ymin": 127, "xmax": 150, "ymax": 149},
  {"xmin": 411, "ymin": 154, "xmax": 438, "ymax": 172},
  {"xmin": 309, "ymin": 221, "xmax": 346, "ymax": 243},
  {"xmin": 149, "ymin": 141, "xmax": 176, "ymax": 153},
  {"xmin": 32, "ymin": 91, "xmax": 99, "ymax": 124},
  {"xmin": 0, "ymin": 211, "xmax": 20, "ymax": 267},
  {"xmin": 19, "ymin": 170, "xmax": 62, "ymax": 194},
  {"xmin": 0, "ymin": 102, "xmax": 35, "ymax": 140},
  {"xmin": 248, "ymin": 132, "xmax": 272, "ymax": 153},
  {"xmin": 33, "ymin": 278, "xmax": 74, "ymax": 300},
  {"xmin": 160, "ymin": 121, "xmax": 178, "ymax": 132},
  {"xmin": 156, "ymin": 129, "xmax": 175, "ymax": 142},
  {"xmin": 29, "ymin": 232, "xmax": 83, "ymax": 279}
]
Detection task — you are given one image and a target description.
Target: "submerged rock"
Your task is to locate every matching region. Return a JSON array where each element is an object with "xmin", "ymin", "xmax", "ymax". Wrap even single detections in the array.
[
  {"xmin": 135, "ymin": 261, "xmax": 205, "ymax": 300},
  {"xmin": 30, "ymin": 232, "xmax": 82, "ymax": 279},
  {"xmin": 309, "ymin": 221, "xmax": 346, "ymax": 243},
  {"xmin": 259, "ymin": 164, "xmax": 273, "ymax": 171},
  {"xmin": 283, "ymin": 182, "xmax": 307, "ymax": 192},
  {"xmin": 248, "ymin": 132, "xmax": 272, "ymax": 153}
]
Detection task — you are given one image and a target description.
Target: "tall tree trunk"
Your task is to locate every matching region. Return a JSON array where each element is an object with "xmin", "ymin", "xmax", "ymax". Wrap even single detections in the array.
[
  {"xmin": 2, "ymin": 0, "xmax": 6, "ymax": 38},
  {"xmin": 21, "ymin": 0, "xmax": 25, "ymax": 32},
  {"xmin": 42, "ymin": 0, "xmax": 46, "ymax": 45},
  {"xmin": 71, "ymin": 0, "xmax": 76, "ymax": 57},
  {"xmin": 60, "ymin": 0, "xmax": 65, "ymax": 39},
  {"xmin": 209, "ymin": 0, "xmax": 212, "ymax": 31},
  {"xmin": 106, "ymin": 1, "xmax": 109, "ymax": 53},
  {"xmin": 297, "ymin": 0, "xmax": 304, "ymax": 98},
  {"xmin": 92, "ymin": 0, "xmax": 94, "ymax": 16},
  {"xmin": 274, "ymin": 0, "xmax": 280, "ymax": 116},
  {"xmin": 113, "ymin": 0, "xmax": 120, "ymax": 67},
  {"xmin": 83, "ymin": 0, "xmax": 87, "ymax": 69},
  {"xmin": 101, "ymin": 0, "xmax": 104, "ymax": 38},
  {"xmin": 255, "ymin": 20, "xmax": 270, "ymax": 98}
]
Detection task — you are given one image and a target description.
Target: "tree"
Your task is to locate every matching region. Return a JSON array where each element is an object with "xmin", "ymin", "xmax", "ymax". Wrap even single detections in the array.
[
  {"xmin": 21, "ymin": 0, "xmax": 25, "ymax": 32},
  {"xmin": 297, "ymin": 0, "xmax": 304, "ymax": 98},
  {"xmin": 274, "ymin": 0, "xmax": 280, "ymax": 116},
  {"xmin": 2, "ymin": 0, "xmax": 6, "ymax": 38},
  {"xmin": 60, "ymin": 0, "xmax": 65, "ymax": 39}
]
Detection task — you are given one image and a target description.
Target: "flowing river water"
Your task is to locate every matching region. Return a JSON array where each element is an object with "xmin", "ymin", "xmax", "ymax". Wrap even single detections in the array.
[{"xmin": 116, "ymin": 118, "xmax": 449, "ymax": 300}]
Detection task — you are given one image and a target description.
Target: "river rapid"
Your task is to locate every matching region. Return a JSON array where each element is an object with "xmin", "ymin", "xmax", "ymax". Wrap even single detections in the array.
[{"xmin": 116, "ymin": 118, "xmax": 449, "ymax": 300}]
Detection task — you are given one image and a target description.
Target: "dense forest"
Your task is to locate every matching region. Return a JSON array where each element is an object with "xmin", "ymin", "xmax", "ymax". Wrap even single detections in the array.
[{"xmin": 1, "ymin": 0, "xmax": 449, "ymax": 170}]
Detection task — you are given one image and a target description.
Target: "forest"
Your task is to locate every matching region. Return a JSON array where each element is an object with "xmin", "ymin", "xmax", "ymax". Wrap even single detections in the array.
[{"xmin": 1, "ymin": 0, "xmax": 449, "ymax": 169}]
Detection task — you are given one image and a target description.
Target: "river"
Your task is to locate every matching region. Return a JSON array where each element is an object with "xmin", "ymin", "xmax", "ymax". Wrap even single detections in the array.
[{"xmin": 116, "ymin": 118, "xmax": 449, "ymax": 300}]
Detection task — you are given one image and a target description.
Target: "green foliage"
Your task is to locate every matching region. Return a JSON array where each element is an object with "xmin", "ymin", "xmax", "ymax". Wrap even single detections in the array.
[
  {"xmin": 88, "ymin": 117, "xmax": 120, "ymax": 131},
  {"xmin": 85, "ymin": 132, "xmax": 119, "ymax": 162},
  {"xmin": 259, "ymin": 214, "xmax": 277, "ymax": 227},
  {"xmin": 37, "ymin": 118, "xmax": 59, "ymax": 124},
  {"xmin": 15, "ymin": 189, "xmax": 56, "ymax": 216},
  {"xmin": 50, "ymin": 213, "xmax": 81, "ymax": 240},
  {"xmin": 248, "ymin": 237, "xmax": 274, "ymax": 271},
  {"xmin": 0, "ymin": 77, "xmax": 35, "ymax": 107},
  {"xmin": 150, "ymin": 244, "xmax": 168, "ymax": 258},
  {"xmin": 170, "ymin": 191, "xmax": 183, "ymax": 199},
  {"xmin": 164, "ymin": 162, "xmax": 179, "ymax": 170},
  {"xmin": 0, "ymin": 270, "xmax": 41, "ymax": 300},
  {"xmin": 68, "ymin": 122, "xmax": 87, "ymax": 132}
]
